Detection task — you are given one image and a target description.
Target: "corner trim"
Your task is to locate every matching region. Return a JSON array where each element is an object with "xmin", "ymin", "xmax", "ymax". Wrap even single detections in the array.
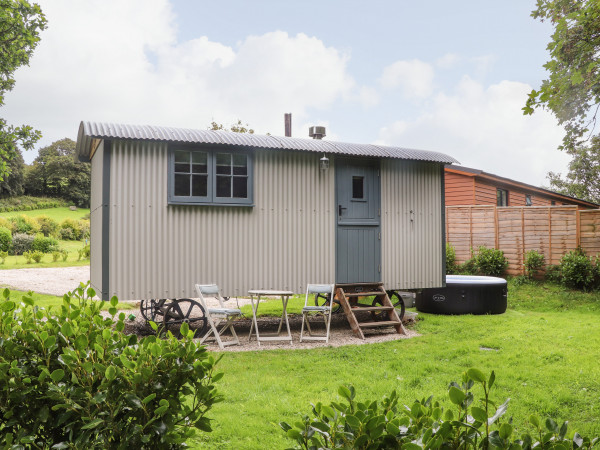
[
  {"xmin": 101, "ymin": 140, "xmax": 111, "ymax": 301},
  {"xmin": 441, "ymin": 164, "xmax": 447, "ymax": 287}
]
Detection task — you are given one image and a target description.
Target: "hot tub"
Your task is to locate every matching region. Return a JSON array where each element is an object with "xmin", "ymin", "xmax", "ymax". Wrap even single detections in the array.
[{"xmin": 416, "ymin": 275, "xmax": 507, "ymax": 315}]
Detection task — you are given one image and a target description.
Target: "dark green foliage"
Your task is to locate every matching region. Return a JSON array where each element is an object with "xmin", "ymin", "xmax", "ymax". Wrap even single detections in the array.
[
  {"xmin": 0, "ymin": 196, "xmax": 66, "ymax": 212},
  {"xmin": 30, "ymin": 233, "xmax": 58, "ymax": 253},
  {"xmin": 0, "ymin": 148, "xmax": 24, "ymax": 197},
  {"xmin": 459, "ymin": 256, "xmax": 478, "ymax": 275},
  {"xmin": 23, "ymin": 138, "xmax": 91, "ymax": 207},
  {"xmin": 445, "ymin": 242, "xmax": 458, "ymax": 274},
  {"xmin": 8, "ymin": 214, "xmax": 40, "ymax": 235},
  {"xmin": 0, "ymin": 0, "xmax": 46, "ymax": 181},
  {"xmin": 35, "ymin": 214, "xmax": 59, "ymax": 237},
  {"xmin": 0, "ymin": 284, "xmax": 222, "ymax": 448},
  {"xmin": 524, "ymin": 249, "xmax": 545, "ymax": 279},
  {"xmin": 10, "ymin": 232, "xmax": 33, "ymax": 255},
  {"xmin": 0, "ymin": 226, "xmax": 10, "ymax": 252},
  {"xmin": 282, "ymin": 368, "xmax": 600, "ymax": 449},
  {"xmin": 474, "ymin": 246, "xmax": 508, "ymax": 277},
  {"xmin": 559, "ymin": 249, "xmax": 598, "ymax": 291}
]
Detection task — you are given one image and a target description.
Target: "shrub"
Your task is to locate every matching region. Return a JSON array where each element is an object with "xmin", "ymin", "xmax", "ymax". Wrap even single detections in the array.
[
  {"xmin": 0, "ymin": 284, "xmax": 222, "ymax": 447},
  {"xmin": 11, "ymin": 233, "xmax": 34, "ymax": 255},
  {"xmin": 460, "ymin": 256, "xmax": 478, "ymax": 275},
  {"xmin": 22, "ymin": 250, "xmax": 32, "ymax": 264},
  {"xmin": 0, "ymin": 251, "xmax": 7, "ymax": 264},
  {"xmin": 51, "ymin": 250, "xmax": 61, "ymax": 262},
  {"xmin": 8, "ymin": 214, "xmax": 41, "ymax": 235},
  {"xmin": 31, "ymin": 233, "xmax": 59, "ymax": 253},
  {"xmin": 58, "ymin": 226, "xmax": 75, "ymax": 240},
  {"xmin": 0, "ymin": 226, "xmax": 11, "ymax": 253},
  {"xmin": 282, "ymin": 368, "xmax": 599, "ymax": 449},
  {"xmin": 60, "ymin": 218, "xmax": 86, "ymax": 240},
  {"xmin": 35, "ymin": 215, "xmax": 59, "ymax": 237},
  {"xmin": 445, "ymin": 242, "xmax": 458, "ymax": 274},
  {"xmin": 0, "ymin": 216, "xmax": 10, "ymax": 230},
  {"xmin": 31, "ymin": 250, "xmax": 44, "ymax": 263},
  {"xmin": 474, "ymin": 246, "xmax": 508, "ymax": 277},
  {"xmin": 524, "ymin": 249, "xmax": 545, "ymax": 279},
  {"xmin": 0, "ymin": 195, "xmax": 66, "ymax": 211},
  {"xmin": 559, "ymin": 249, "xmax": 597, "ymax": 291},
  {"xmin": 61, "ymin": 249, "xmax": 68, "ymax": 261}
]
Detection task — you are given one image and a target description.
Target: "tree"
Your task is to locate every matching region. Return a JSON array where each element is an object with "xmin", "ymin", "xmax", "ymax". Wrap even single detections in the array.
[
  {"xmin": 0, "ymin": 147, "xmax": 24, "ymax": 197},
  {"xmin": 24, "ymin": 138, "xmax": 91, "ymax": 207},
  {"xmin": 524, "ymin": 0, "xmax": 600, "ymax": 203},
  {"xmin": 209, "ymin": 119, "xmax": 255, "ymax": 134},
  {"xmin": 0, "ymin": 1, "xmax": 47, "ymax": 181}
]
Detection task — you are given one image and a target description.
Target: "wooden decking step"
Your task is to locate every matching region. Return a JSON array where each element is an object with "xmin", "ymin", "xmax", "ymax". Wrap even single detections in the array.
[
  {"xmin": 359, "ymin": 321, "xmax": 401, "ymax": 328},
  {"xmin": 352, "ymin": 306, "xmax": 393, "ymax": 312},
  {"xmin": 344, "ymin": 291, "xmax": 385, "ymax": 297}
]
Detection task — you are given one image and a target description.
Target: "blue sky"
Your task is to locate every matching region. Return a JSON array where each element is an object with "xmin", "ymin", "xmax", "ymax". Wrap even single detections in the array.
[{"xmin": 3, "ymin": 0, "xmax": 570, "ymax": 186}]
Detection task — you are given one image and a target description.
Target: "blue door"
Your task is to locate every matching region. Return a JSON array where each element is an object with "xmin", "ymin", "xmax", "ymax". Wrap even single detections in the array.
[{"xmin": 335, "ymin": 158, "xmax": 381, "ymax": 283}]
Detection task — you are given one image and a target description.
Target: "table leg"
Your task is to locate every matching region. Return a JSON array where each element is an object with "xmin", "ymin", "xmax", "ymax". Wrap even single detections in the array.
[
  {"xmin": 281, "ymin": 295, "xmax": 292, "ymax": 345},
  {"xmin": 248, "ymin": 295, "xmax": 262, "ymax": 346}
]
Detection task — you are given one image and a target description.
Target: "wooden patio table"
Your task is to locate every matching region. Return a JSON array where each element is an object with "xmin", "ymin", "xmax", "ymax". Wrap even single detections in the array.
[{"xmin": 247, "ymin": 290, "xmax": 294, "ymax": 346}]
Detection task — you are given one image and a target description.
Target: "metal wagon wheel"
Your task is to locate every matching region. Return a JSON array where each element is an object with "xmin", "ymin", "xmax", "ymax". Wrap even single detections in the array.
[
  {"xmin": 162, "ymin": 299, "xmax": 208, "ymax": 338},
  {"xmin": 314, "ymin": 292, "xmax": 342, "ymax": 314},
  {"xmin": 371, "ymin": 291, "xmax": 405, "ymax": 321},
  {"xmin": 139, "ymin": 299, "xmax": 167, "ymax": 322}
]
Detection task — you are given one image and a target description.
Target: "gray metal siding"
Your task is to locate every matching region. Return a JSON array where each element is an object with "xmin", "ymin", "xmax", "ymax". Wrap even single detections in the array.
[
  {"xmin": 107, "ymin": 141, "xmax": 335, "ymax": 299},
  {"xmin": 381, "ymin": 160, "xmax": 444, "ymax": 289},
  {"xmin": 89, "ymin": 141, "xmax": 104, "ymax": 295}
]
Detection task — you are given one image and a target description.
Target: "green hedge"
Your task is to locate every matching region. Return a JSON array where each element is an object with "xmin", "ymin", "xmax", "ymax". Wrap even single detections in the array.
[{"xmin": 0, "ymin": 196, "xmax": 66, "ymax": 212}]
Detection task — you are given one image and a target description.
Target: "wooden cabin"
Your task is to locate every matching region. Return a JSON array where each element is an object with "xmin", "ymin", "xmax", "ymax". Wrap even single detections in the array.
[
  {"xmin": 445, "ymin": 165, "xmax": 598, "ymax": 209},
  {"xmin": 76, "ymin": 121, "xmax": 458, "ymax": 300}
]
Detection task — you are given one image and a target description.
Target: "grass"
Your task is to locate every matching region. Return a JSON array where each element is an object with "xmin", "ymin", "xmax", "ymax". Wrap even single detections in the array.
[
  {"xmin": 4, "ymin": 288, "xmax": 135, "ymax": 310},
  {"xmin": 0, "ymin": 207, "xmax": 91, "ymax": 269},
  {"xmin": 191, "ymin": 279, "xmax": 600, "ymax": 449},
  {"xmin": 0, "ymin": 206, "xmax": 89, "ymax": 221}
]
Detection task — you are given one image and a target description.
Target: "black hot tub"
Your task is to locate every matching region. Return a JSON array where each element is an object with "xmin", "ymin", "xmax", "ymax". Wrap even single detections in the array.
[{"xmin": 416, "ymin": 275, "xmax": 507, "ymax": 315}]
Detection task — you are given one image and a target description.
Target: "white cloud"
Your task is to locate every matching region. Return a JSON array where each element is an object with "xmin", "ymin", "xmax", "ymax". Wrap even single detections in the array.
[
  {"xmin": 378, "ymin": 59, "xmax": 435, "ymax": 98},
  {"xmin": 3, "ymin": 0, "xmax": 356, "ymax": 161},
  {"xmin": 378, "ymin": 76, "xmax": 571, "ymax": 186},
  {"xmin": 436, "ymin": 53, "xmax": 460, "ymax": 69}
]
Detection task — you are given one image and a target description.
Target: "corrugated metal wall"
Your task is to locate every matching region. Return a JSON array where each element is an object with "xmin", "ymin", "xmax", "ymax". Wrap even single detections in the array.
[
  {"xmin": 381, "ymin": 160, "xmax": 444, "ymax": 289},
  {"xmin": 106, "ymin": 141, "xmax": 335, "ymax": 299},
  {"xmin": 89, "ymin": 141, "xmax": 104, "ymax": 294}
]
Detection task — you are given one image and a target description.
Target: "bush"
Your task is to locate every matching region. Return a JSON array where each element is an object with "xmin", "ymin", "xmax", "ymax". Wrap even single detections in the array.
[
  {"xmin": 282, "ymin": 368, "xmax": 599, "ymax": 449},
  {"xmin": 545, "ymin": 264, "xmax": 562, "ymax": 283},
  {"xmin": 0, "ymin": 195, "xmax": 66, "ymax": 212},
  {"xmin": 474, "ymin": 246, "xmax": 508, "ymax": 277},
  {"xmin": 22, "ymin": 250, "xmax": 32, "ymax": 264},
  {"xmin": 559, "ymin": 249, "xmax": 597, "ymax": 291},
  {"xmin": 60, "ymin": 218, "xmax": 88, "ymax": 240},
  {"xmin": 0, "ymin": 216, "xmax": 10, "ymax": 230},
  {"xmin": 11, "ymin": 233, "xmax": 34, "ymax": 255},
  {"xmin": 446, "ymin": 242, "xmax": 458, "ymax": 274},
  {"xmin": 31, "ymin": 234, "xmax": 59, "ymax": 253},
  {"xmin": 0, "ymin": 226, "xmax": 11, "ymax": 253},
  {"xmin": 35, "ymin": 215, "xmax": 59, "ymax": 237},
  {"xmin": 0, "ymin": 284, "xmax": 222, "ymax": 447},
  {"xmin": 31, "ymin": 250, "xmax": 44, "ymax": 263},
  {"xmin": 0, "ymin": 251, "xmax": 7, "ymax": 264},
  {"xmin": 460, "ymin": 256, "xmax": 478, "ymax": 275},
  {"xmin": 524, "ymin": 249, "xmax": 545, "ymax": 279},
  {"xmin": 8, "ymin": 214, "xmax": 41, "ymax": 235}
]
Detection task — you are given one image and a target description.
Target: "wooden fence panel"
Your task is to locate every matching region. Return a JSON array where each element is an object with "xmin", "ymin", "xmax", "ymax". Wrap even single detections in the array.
[{"xmin": 446, "ymin": 205, "xmax": 599, "ymax": 274}]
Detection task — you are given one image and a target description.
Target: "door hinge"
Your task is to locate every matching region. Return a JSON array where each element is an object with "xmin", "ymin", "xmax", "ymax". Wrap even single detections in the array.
[
  {"xmin": 378, "ymin": 232, "xmax": 381, "ymax": 240},
  {"xmin": 378, "ymin": 264, "xmax": 381, "ymax": 273}
]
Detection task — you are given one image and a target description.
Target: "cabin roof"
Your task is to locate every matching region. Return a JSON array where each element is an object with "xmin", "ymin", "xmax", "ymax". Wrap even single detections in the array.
[{"xmin": 76, "ymin": 121, "xmax": 459, "ymax": 164}]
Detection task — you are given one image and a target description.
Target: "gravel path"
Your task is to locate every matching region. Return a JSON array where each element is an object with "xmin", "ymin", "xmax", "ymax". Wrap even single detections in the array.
[{"xmin": 0, "ymin": 266, "xmax": 91, "ymax": 296}]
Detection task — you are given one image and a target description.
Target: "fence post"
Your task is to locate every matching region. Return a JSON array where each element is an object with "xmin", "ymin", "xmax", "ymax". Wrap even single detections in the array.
[
  {"xmin": 548, "ymin": 207, "xmax": 553, "ymax": 265},
  {"xmin": 576, "ymin": 208, "xmax": 581, "ymax": 249},
  {"xmin": 494, "ymin": 205, "xmax": 499, "ymax": 250},
  {"xmin": 521, "ymin": 207, "xmax": 525, "ymax": 275}
]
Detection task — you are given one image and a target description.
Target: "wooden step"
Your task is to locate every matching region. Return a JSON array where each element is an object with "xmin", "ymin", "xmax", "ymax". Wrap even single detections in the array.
[
  {"xmin": 344, "ymin": 291, "xmax": 385, "ymax": 297},
  {"xmin": 351, "ymin": 306, "xmax": 393, "ymax": 312},
  {"xmin": 359, "ymin": 321, "xmax": 402, "ymax": 328}
]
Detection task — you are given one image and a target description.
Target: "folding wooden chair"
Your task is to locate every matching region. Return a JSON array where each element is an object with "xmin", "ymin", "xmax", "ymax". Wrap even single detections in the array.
[
  {"xmin": 299, "ymin": 284, "xmax": 335, "ymax": 344},
  {"xmin": 195, "ymin": 284, "xmax": 242, "ymax": 350}
]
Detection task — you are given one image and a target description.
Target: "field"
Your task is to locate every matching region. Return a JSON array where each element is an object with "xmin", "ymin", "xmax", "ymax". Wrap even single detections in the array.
[
  {"xmin": 0, "ymin": 207, "xmax": 90, "ymax": 269},
  {"xmin": 191, "ymin": 280, "xmax": 600, "ymax": 449}
]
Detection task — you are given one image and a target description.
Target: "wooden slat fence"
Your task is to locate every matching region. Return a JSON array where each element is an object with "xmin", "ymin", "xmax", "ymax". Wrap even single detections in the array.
[{"xmin": 446, "ymin": 206, "xmax": 600, "ymax": 275}]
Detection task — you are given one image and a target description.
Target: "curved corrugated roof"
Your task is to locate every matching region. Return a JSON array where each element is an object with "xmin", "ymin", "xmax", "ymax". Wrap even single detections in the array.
[{"xmin": 76, "ymin": 121, "xmax": 459, "ymax": 164}]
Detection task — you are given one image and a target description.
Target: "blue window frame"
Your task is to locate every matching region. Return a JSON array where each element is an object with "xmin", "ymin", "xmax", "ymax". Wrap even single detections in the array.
[{"xmin": 168, "ymin": 148, "xmax": 253, "ymax": 206}]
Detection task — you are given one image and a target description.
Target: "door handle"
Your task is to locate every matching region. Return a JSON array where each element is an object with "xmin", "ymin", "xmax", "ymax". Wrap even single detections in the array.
[{"xmin": 338, "ymin": 205, "xmax": 347, "ymax": 216}]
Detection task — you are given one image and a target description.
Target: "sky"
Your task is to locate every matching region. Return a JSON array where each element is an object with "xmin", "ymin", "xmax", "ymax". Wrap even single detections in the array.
[{"xmin": 3, "ymin": 0, "xmax": 572, "ymax": 187}]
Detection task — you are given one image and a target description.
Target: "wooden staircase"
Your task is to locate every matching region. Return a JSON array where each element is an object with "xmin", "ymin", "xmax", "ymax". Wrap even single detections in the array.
[{"xmin": 334, "ymin": 282, "xmax": 406, "ymax": 340}]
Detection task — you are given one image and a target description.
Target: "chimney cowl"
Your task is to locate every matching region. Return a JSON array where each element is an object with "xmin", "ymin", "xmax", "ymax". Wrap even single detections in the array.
[{"xmin": 309, "ymin": 126, "xmax": 326, "ymax": 139}]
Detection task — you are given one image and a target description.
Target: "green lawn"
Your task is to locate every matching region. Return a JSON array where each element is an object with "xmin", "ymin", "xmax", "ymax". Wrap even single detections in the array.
[
  {"xmin": 0, "ymin": 206, "xmax": 89, "ymax": 221},
  {"xmin": 192, "ymin": 280, "xmax": 600, "ymax": 449}
]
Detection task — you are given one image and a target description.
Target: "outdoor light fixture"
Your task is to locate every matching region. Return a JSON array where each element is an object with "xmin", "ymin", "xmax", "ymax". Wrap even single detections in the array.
[{"xmin": 320, "ymin": 154, "xmax": 329, "ymax": 171}]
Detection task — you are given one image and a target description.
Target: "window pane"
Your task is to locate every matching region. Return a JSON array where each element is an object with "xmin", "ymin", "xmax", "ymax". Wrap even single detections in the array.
[
  {"xmin": 216, "ymin": 164, "xmax": 231, "ymax": 175},
  {"xmin": 216, "ymin": 175, "xmax": 231, "ymax": 197},
  {"xmin": 174, "ymin": 150, "xmax": 190, "ymax": 163},
  {"xmin": 352, "ymin": 176, "xmax": 364, "ymax": 199},
  {"xmin": 174, "ymin": 174, "xmax": 190, "ymax": 196},
  {"xmin": 192, "ymin": 163, "xmax": 207, "ymax": 174},
  {"xmin": 175, "ymin": 163, "xmax": 190, "ymax": 173},
  {"xmin": 191, "ymin": 152, "xmax": 207, "ymax": 164},
  {"xmin": 233, "ymin": 154, "xmax": 248, "ymax": 175},
  {"xmin": 192, "ymin": 175, "xmax": 207, "ymax": 197},
  {"xmin": 216, "ymin": 153, "xmax": 230, "ymax": 165},
  {"xmin": 232, "ymin": 177, "xmax": 248, "ymax": 198}
]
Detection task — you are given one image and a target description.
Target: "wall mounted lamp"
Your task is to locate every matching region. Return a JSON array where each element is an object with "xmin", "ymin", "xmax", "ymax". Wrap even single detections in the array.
[{"xmin": 320, "ymin": 154, "xmax": 329, "ymax": 171}]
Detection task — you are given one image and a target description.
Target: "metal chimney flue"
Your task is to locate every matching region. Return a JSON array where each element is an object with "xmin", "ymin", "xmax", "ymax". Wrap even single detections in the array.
[
  {"xmin": 309, "ymin": 126, "xmax": 326, "ymax": 139},
  {"xmin": 284, "ymin": 113, "xmax": 292, "ymax": 137}
]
